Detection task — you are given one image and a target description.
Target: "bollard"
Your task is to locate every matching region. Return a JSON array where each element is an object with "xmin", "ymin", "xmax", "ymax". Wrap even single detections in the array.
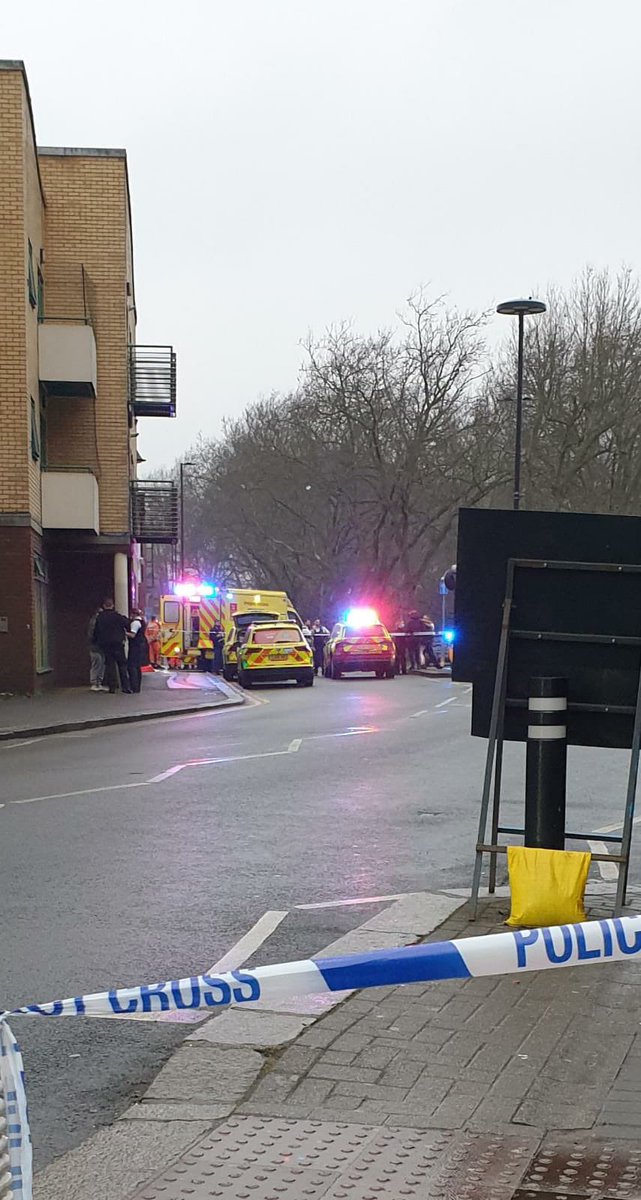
[{"xmin": 525, "ymin": 676, "xmax": 568, "ymax": 850}]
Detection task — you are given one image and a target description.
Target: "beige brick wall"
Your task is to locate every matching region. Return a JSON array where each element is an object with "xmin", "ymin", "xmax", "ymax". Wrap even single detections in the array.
[
  {"xmin": 0, "ymin": 70, "xmax": 34, "ymax": 515},
  {"xmin": 23, "ymin": 90, "xmax": 44, "ymax": 522},
  {"xmin": 39, "ymin": 152, "xmax": 133, "ymax": 535}
]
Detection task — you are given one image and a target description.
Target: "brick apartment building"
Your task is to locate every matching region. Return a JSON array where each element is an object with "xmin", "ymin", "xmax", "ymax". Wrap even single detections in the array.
[{"xmin": 0, "ymin": 61, "xmax": 178, "ymax": 693}]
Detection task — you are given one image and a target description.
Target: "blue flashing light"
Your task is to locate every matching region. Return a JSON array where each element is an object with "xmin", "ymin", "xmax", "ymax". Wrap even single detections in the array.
[
  {"xmin": 443, "ymin": 629, "xmax": 455, "ymax": 644},
  {"xmin": 200, "ymin": 584, "xmax": 214, "ymax": 597},
  {"xmin": 226, "ymin": 591, "xmax": 234, "ymax": 600}
]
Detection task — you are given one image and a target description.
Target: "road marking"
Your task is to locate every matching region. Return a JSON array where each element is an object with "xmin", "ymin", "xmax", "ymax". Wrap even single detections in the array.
[
  {"xmin": 148, "ymin": 764, "xmax": 186, "ymax": 783},
  {"xmin": 11, "ymin": 780, "xmax": 147, "ymax": 805},
  {"xmin": 305, "ymin": 727, "xmax": 378, "ymax": 740},
  {"xmin": 0, "ymin": 736, "xmax": 48, "ymax": 750},
  {"xmin": 296, "ymin": 893, "xmax": 406, "ymax": 911},
  {"xmin": 464, "ymin": 686, "xmax": 473, "ymax": 694},
  {"xmin": 587, "ymin": 840, "xmax": 619, "ymax": 880},
  {"xmin": 288, "ymin": 738, "xmax": 302, "ymax": 752},
  {"xmin": 435, "ymin": 697, "xmax": 456, "ymax": 708},
  {"xmin": 207, "ymin": 910, "xmax": 289, "ymax": 974}
]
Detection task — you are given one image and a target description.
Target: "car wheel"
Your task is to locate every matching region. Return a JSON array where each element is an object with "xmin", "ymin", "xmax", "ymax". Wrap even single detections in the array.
[
  {"xmin": 375, "ymin": 669, "xmax": 384, "ymax": 679},
  {"xmin": 238, "ymin": 671, "xmax": 253, "ymax": 689},
  {"xmin": 385, "ymin": 668, "xmax": 395, "ymax": 679},
  {"xmin": 331, "ymin": 661, "xmax": 342, "ymax": 680}
]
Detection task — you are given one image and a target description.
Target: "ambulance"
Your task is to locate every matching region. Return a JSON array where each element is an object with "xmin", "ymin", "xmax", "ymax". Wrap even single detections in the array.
[{"xmin": 159, "ymin": 583, "xmax": 301, "ymax": 673}]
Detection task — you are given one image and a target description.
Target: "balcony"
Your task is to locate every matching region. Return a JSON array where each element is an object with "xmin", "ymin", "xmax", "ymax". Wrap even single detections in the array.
[
  {"xmin": 39, "ymin": 263, "xmax": 97, "ymax": 399},
  {"xmin": 42, "ymin": 469, "xmax": 99, "ymax": 534},
  {"xmin": 129, "ymin": 345, "xmax": 177, "ymax": 417},
  {"xmin": 131, "ymin": 480, "xmax": 179, "ymax": 543}
]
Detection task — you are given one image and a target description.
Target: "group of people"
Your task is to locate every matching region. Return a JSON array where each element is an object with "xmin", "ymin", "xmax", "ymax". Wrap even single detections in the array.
[
  {"xmin": 303, "ymin": 618, "xmax": 330, "ymax": 674},
  {"xmin": 88, "ymin": 600, "xmax": 151, "ymax": 695},
  {"xmin": 393, "ymin": 610, "xmax": 442, "ymax": 673}
]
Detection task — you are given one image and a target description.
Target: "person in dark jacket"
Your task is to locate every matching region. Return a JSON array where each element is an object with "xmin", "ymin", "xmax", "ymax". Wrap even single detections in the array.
[
  {"xmin": 211, "ymin": 621, "xmax": 225, "ymax": 674},
  {"xmin": 393, "ymin": 618, "xmax": 408, "ymax": 675},
  {"xmin": 94, "ymin": 598, "xmax": 132, "ymax": 694},
  {"xmin": 406, "ymin": 610, "xmax": 423, "ymax": 670},
  {"xmin": 127, "ymin": 608, "xmax": 147, "ymax": 694},
  {"xmin": 312, "ymin": 619, "xmax": 329, "ymax": 675}
]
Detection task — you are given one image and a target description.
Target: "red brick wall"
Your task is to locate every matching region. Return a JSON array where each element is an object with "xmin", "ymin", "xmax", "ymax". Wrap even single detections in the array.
[{"xmin": 0, "ymin": 526, "xmax": 36, "ymax": 693}]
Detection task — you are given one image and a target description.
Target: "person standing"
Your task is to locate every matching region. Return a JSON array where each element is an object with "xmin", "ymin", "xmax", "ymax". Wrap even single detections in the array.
[
  {"xmin": 127, "ymin": 607, "xmax": 147, "ymax": 694},
  {"xmin": 312, "ymin": 619, "xmax": 329, "ymax": 675},
  {"xmin": 393, "ymin": 617, "xmax": 408, "ymax": 675},
  {"xmin": 88, "ymin": 604, "xmax": 106, "ymax": 692},
  {"xmin": 146, "ymin": 614, "xmax": 161, "ymax": 668},
  {"xmin": 406, "ymin": 610, "xmax": 423, "ymax": 671},
  {"xmin": 94, "ymin": 598, "xmax": 132, "ymax": 694},
  {"xmin": 421, "ymin": 613, "xmax": 442, "ymax": 670},
  {"xmin": 211, "ymin": 621, "xmax": 225, "ymax": 675}
]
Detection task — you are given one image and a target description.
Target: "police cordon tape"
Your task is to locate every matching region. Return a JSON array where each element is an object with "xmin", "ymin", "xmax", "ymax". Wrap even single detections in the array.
[
  {"xmin": 0, "ymin": 1020, "xmax": 31, "ymax": 1200},
  {"xmin": 2, "ymin": 916, "xmax": 641, "ymax": 1200},
  {"xmin": 3, "ymin": 915, "xmax": 641, "ymax": 1021}
]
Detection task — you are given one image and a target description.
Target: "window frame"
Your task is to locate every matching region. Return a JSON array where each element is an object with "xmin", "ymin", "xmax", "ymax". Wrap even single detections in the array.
[
  {"xmin": 30, "ymin": 396, "xmax": 40, "ymax": 462},
  {"xmin": 27, "ymin": 240, "xmax": 37, "ymax": 309}
]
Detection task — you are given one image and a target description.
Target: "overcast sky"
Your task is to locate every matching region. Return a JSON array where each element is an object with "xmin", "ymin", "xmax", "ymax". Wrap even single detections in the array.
[{"xmin": 3, "ymin": 1, "xmax": 639, "ymax": 469}]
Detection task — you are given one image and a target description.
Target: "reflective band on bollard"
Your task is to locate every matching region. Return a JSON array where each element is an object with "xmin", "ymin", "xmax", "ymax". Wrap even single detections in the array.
[
  {"xmin": 525, "ymin": 676, "xmax": 568, "ymax": 850},
  {"xmin": 3, "ymin": 916, "xmax": 641, "ymax": 1022}
]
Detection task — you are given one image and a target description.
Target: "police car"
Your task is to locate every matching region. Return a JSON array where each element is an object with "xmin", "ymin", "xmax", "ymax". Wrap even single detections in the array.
[
  {"xmin": 324, "ymin": 609, "xmax": 395, "ymax": 680},
  {"xmin": 237, "ymin": 622, "xmax": 314, "ymax": 688}
]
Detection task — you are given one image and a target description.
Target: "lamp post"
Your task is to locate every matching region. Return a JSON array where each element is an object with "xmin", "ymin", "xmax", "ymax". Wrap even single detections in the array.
[
  {"xmin": 179, "ymin": 461, "xmax": 196, "ymax": 579},
  {"xmin": 496, "ymin": 298, "xmax": 547, "ymax": 510}
]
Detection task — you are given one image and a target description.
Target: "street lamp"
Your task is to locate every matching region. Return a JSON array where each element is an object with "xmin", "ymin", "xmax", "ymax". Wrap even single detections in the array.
[
  {"xmin": 179, "ymin": 461, "xmax": 196, "ymax": 578},
  {"xmin": 496, "ymin": 298, "xmax": 547, "ymax": 510}
]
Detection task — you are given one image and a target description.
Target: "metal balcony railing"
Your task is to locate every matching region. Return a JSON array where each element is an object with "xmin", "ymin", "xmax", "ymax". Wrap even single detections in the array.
[
  {"xmin": 39, "ymin": 261, "xmax": 96, "ymax": 325},
  {"xmin": 131, "ymin": 480, "xmax": 179, "ymax": 543},
  {"xmin": 129, "ymin": 345, "xmax": 177, "ymax": 418}
]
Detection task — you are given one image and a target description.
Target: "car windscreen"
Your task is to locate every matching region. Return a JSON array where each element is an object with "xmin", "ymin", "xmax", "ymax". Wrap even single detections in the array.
[
  {"xmin": 234, "ymin": 611, "xmax": 279, "ymax": 628},
  {"xmin": 252, "ymin": 628, "xmax": 303, "ymax": 645},
  {"xmin": 345, "ymin": 624, "xmax": 385, "ymax": 638}
]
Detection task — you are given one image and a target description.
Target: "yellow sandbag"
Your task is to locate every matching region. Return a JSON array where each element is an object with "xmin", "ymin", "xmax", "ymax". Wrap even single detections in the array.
[{"xmin": 506, "ymin": 845, "xmax": 591, "ymax": 928}]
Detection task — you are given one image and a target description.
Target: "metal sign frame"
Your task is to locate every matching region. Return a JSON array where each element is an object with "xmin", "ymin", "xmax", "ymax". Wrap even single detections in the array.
[{"xmin": 470, "ymin": 557, "xmax": 641, "ymax": 917}]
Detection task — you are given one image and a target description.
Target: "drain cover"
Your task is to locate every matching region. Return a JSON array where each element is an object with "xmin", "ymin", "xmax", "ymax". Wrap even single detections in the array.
[
  {"xmin": 520, "ymin": 1139, "xmax": 641, "ymax": 1199},
  {"xmin": 514, "ymin": 1192, "xmax": 592, "ymax": 1199}
]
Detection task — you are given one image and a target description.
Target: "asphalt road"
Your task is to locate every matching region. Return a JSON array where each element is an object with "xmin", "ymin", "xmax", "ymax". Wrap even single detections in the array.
[{"xmin": 0, "ymin": 672, "xmax": 637, "ymax": 1169}]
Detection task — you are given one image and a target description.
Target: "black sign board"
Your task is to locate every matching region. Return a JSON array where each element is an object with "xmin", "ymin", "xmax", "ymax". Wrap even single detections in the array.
[{"xmin": 454, "ymin": 508, "xmax": 641, "ymax": 749}]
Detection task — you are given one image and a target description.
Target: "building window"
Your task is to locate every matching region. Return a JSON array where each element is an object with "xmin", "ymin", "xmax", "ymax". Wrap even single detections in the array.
[
  {"xmin": 37, "ymin": 267, "xmax": 44, "ymax": 321},
  {"xmin": 34, "ymin": 555, "xmax": 50, "ymax": 672},
  {"xmin": 39, "ymin": 396, "xmax": 47, "ymax": 469},
  {"xmin": 30, "ymin": 397, "xmax": 40, "ymax": 461},
  {"xmin": 27, "ymin": 240, "xmax": 37, "ymax": 308}
]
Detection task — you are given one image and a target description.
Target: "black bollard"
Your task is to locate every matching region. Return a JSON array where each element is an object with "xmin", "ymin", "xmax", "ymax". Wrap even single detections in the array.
[{"xmin": 524, "ymin": 676, "xmax": 568, "ymax": 850}]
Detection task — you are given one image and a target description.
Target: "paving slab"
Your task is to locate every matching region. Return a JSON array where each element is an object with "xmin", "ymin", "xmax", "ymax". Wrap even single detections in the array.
[
  {"xmin": 33, "ymin": 1118, "xmax": 211, "ymax": 1200},
  {"xmin": 143, "ymin": 1043, "xmax": 263, "ymax": 1105},
  {"xmin": 190, "ymin": 1009, "xmax": 315, "ymax": 1048}
]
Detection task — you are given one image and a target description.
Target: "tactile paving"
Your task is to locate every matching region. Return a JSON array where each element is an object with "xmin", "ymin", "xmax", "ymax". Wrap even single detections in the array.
[
  {"xmin": 519, "ymin": 1139, "xmax": 641, "ymax": 1198},
  {"xmin": 428, "ymin": 1131, "xmax": 539, "ymax": 1200},
  {"xmin": 130, "ymin": 1116, "xmax": 539, "ymax": 1200}
]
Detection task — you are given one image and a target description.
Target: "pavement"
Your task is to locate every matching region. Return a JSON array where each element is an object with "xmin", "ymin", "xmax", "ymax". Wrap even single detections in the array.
[
  {"xmin": 32, "ymin": 887, "xmax": 641, "ymax": 1200},
  {"xmin": 0, "ymin": 670, "xmax": 243, "ymax": 739},
  {"xmin": 1, "ymin": 671, "xmax": 639, "ymax": 1195}
]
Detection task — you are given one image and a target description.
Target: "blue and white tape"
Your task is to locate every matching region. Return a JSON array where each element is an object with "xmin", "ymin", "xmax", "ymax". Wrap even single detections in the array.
[
  {"xmin": 0, "ymin": 1021, "xmax": 32, "ymax": 1200},
  {"xmin": 3, "ymin": 915, "xmax": 641, "ymax": 1021}
]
